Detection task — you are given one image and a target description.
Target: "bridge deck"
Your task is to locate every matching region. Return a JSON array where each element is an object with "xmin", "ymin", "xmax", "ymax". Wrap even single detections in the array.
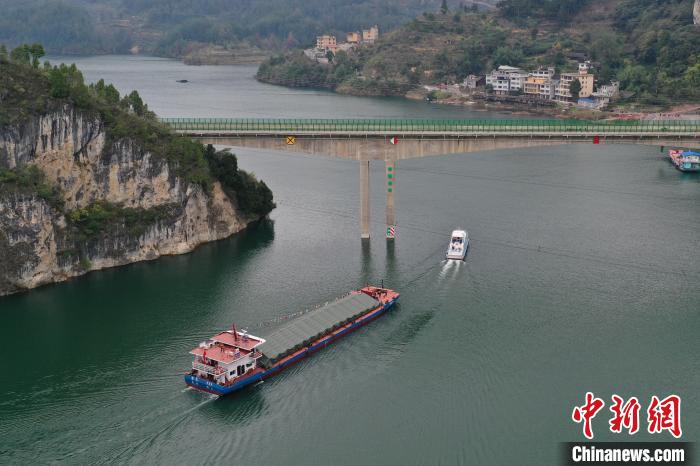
[{"xmin": 162, "ymin": 118, "xmax": 700, "ymax": 134}]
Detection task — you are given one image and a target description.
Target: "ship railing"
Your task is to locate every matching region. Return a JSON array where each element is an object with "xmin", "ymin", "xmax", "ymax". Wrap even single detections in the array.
[
  {"xmin": 193, "ymin": 361, "xmax": 226, "ymax": 375},
  {"xmin": 250, "ymin": 351, "xmax": 263, "ymax": 359}
]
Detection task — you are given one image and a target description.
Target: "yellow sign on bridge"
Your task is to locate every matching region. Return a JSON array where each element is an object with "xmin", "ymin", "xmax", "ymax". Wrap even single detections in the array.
[{"xmin": 286, "ymin": 136, "xmax": 296, "ymax": 145}]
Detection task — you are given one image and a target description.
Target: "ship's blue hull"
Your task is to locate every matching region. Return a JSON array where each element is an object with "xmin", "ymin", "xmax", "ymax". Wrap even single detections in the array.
[{"xmin": 185, "ymin": 297, "xmax": 398, "ymax": 396}]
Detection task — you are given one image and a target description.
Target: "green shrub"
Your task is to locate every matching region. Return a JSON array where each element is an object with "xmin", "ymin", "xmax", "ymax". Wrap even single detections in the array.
[
  {"xmin": 0, "ymin": 165, "xmax": 63, "ymax": 209},
  {"xmin": 67, "ymin": 201, "xmax": 179, "ymax": 241},
  {"xmin": 204, "ymin": 145, "xmax": 275, "ymax": 217}
]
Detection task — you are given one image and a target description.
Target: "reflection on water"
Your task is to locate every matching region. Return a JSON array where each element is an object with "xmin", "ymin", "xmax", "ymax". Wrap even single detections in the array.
[
  {"xmin": 385, "ymin": 240, "xmax": 397, "ymax": 285},
  {"xmin": 383, "ymin": 309, "xmax": 434, "ymax": 352},
  {"xmin": 360, "ymin": 238, "xmax": 372, "ymax": 285}
]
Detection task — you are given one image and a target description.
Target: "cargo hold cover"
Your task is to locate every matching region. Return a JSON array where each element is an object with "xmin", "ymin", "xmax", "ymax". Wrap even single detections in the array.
[{"xmin": 258, "ymin": 292, "xmax": 380, "ymax": 366}]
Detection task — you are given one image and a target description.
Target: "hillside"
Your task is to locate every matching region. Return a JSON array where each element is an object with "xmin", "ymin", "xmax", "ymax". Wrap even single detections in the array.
[
  {"xmin": 0, "ymin": 0, "xmax": 468, "ymax": 58},
  {"xmin": 257, "ymin": 0, "xmax": 700, "ymax": 108},
  {"xmin": 0, "ymin": 45, "xmax": 274, "ymax": 295}
]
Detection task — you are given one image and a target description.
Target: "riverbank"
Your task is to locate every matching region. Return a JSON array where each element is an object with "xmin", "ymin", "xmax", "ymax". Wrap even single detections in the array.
[
  {"xmin": 405, "ymin": 88, "xmax": 698, "ymax": 121},
  {"xmin": 178, "ymin": 44, "xmax": 270, "ymax": 66},
  {"xmin": 404, "ymin": 87, "xmax": 608, "ymax": 120}
]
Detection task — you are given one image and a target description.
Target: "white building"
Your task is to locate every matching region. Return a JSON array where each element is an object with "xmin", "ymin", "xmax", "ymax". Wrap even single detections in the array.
[
  {"xmin": 508, "ymin": 72, "xmax": 529, "ymax": 91},
  {"xmin": 486, "ymin": 66, "xmax": 525, "ymax": 94},
  {"xmin": 531, "ymin": 67, "xmax": 555, "ymax": 79},
  {"xmin": 593, "ymin": 81, "xmax": 620, "ymax": 98},
  {"xmin": 486, "ymin": 73, "xmax": 511, "ymax": 94}
]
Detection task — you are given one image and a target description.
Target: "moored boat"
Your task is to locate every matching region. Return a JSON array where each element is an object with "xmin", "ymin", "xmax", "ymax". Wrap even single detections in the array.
[
  {"xmin": 446, "ymin": 230, "xmax": 469, "ymax": 260},
  {"xmin": 669, "ymin": 149, "xmax": 700, "ymax": 172},
  {"xmin": 185, "ymin": 286, "xmax": 399, "ymax": 396}
]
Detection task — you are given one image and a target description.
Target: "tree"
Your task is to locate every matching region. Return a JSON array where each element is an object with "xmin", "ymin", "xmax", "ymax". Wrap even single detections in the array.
[
  {"xmin": 127, "ymin": 90, "xmax": 145, "ymax": 115},
  {"xmin": 103, "ymin": 84, "xmax": 120, "ymax": 105},
  {"xmin": 326, "ymin": 50, "xmax": 334, "ymax": 63},
  {"xmin": 28, "ymin": 43, "xmax": 45, "ymax": 68},
  {"xmin": 683, "ymin": 62, "xmax": 700, "ymax": 88},
  {"xmin": 205, "ymin": 145, "xmax": 238, "ymax": 182},
  {"xmin": 8, "ymin": 43, "xmax": 44, "ymax": 67},
  {"xmin": 0, "ymin": 45, "xmax": 8, "ymax": 63},
  {"xmin": 48, "ymin": 67, "xmax": 70, "ymax": 98},
  {"xmin": 441, "ymin": 0, "xmax": 449, "ymax": 14},
  {"xmin": 492, "ymin": 46, "xmax": 524, "ymax": 67},
  {"xmin": 569, "ymin": 78, "xmax": 582, "ymax": 101},
  {"xmin": 10, "ymin": 45, "xmax": 31, "ymax": 64}
]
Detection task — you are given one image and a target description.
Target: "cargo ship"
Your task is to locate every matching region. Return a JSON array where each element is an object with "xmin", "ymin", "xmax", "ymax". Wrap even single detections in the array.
[
  {"xmin": 185, "ymin": 286, "xmax": 399, "ymax": 396},
  {"xmin": 669, "ymin": 149, "xmax": 700, "ymax": 172}
]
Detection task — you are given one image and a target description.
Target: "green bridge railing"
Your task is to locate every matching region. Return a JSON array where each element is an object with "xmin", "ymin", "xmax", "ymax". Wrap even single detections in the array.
[{"xmin": 161, "ymin": 118, "xmax": 700, "ymax": 134}]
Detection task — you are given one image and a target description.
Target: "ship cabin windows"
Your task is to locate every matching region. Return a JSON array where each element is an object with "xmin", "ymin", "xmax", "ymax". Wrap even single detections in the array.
[{"xmin": 236, "ymin": 365, "xmax": 245, "ymax": 376}]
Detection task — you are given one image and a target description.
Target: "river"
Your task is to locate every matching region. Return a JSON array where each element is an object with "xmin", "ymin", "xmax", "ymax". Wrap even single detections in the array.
[{"xmin": 1, "ymin": 56, "xmax": 698, "ymax": 465}]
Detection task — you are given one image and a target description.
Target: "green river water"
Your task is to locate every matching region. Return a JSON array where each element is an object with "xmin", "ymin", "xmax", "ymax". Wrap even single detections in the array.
[{"xmin": 0, "ymin": 56, "xmax": 698, "ymax": 465}]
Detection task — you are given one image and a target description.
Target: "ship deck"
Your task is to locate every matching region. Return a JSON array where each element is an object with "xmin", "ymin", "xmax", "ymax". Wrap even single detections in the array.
[{"xmin": 256, "ymin": 291, "xmax": 382, "ymax": 364}]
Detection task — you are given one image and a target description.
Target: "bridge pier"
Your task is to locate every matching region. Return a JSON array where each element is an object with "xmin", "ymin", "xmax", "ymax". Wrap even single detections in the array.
[
  {"xmin": 385, "ymin": 160, "xmax": 396, "ymax": 240},
  {"xmin": 360, "ymin": 160, "xmax": 370, "ymax": 239}
]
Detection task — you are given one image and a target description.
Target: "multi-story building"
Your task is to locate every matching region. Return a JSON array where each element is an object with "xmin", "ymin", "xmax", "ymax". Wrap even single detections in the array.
[
  {"xmin": 508, "ymin": 72, "xmax": 528, "ymax": 91},
  {"xmin": 523, "ymin": 72, "xmax": 558, "ymax": 100},
  {"xmin": 485, "ymin": 63, "xmax": 595, "ymax": 103},
  {"xmin": 362, "ymin": 25, "xmax": 379, "ymax": 44},
  {"xmin": 463, "ymin": 75, "xmax": 485, "ymax": 90},
  {"xmin": 486, "ymin": 66, "xmax": 525, "ymax": 94},
  {"xmin": 346, "ymin": 32, "xmax": 360, "ymax": 44},
  {"xmin": 530, "ymin": 67, "xmax": 555, "ymax": 79},
  {"xmin": 544, "ymin": 79, "xmax": 558, "ymax": 100},
  {"xmin": 555, "ymin": 71, "xmax": 594, "ymax": 102},
  {"xmin": 316, "ymin": 35, "xmax": 337, "ymax": 53},
  {"xmin": 593, "ymin": 81, "xmax": 620, "ymax": 98},
  {"xmin": 490, "ymin": 76, "xmax": 511, "ymax": 94},
  {"xmin": 523, "ymin": 76, "xmax": 550, "ymax": 98}
]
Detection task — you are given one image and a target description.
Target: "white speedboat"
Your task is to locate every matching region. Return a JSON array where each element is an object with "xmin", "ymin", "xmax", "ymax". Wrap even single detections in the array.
[{"xmin": 446, "ymin": 230, "xmax": 469, "ymax": 260}]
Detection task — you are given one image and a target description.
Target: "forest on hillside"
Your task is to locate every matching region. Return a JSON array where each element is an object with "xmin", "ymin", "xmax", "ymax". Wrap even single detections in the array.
[
  {"xmin": 1, "ymin": 43, "xmax": 275, "ymax": 217},
  {"xmin": 257, "ymin": 0, "xmax": 700, "ymax": 107},
  {"xmin": 0, "ymin": 0, "xmax": 455, "ymax": 55}
]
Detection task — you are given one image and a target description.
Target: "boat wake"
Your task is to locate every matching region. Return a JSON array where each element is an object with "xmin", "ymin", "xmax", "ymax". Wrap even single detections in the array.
[
  {"xmin": 439, "ymin": 258, "xmax": 464, "ymax": 281},
  {"xmin": 103, "ymin": 397, "xmax": 217, "ymax": 464}
]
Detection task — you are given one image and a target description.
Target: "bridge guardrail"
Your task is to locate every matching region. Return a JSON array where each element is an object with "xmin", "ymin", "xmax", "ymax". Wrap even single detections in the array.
[{"xmin": 160, "ymin": 118, "xmax": 700, "ymax": 134}]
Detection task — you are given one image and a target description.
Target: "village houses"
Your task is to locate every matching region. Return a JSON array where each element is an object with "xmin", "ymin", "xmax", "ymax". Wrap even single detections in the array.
[
  {"xmin": 308, "ymin": 25, "xmax": 380, "ymax": 63},
  {"xmin": 475, "ymin": 61, "xmax": 618, "ymax": 107}
]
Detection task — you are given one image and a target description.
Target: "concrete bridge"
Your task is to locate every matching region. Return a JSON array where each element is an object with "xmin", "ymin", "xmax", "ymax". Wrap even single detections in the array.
[{"xmin": 163, "ymin": 118, "xmax": 700, "ymax": 239}]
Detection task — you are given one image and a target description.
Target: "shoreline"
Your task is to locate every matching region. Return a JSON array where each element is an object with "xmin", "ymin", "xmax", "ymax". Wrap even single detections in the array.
[
  {"xmin": 46, "ymin": 52, "xmax": 700, "ymax": 120},
  {"xmin": 403, "ymin": 88, "xmax": 700, "ymax": 121},
  {"xmin": 403, "ymin": 88, "xmax": 600, "ymax": 120}
]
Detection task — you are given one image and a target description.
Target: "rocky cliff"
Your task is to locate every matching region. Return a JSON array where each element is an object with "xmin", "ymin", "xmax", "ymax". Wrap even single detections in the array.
[
  {"xmin": 0, "ymin": 106, "xmax": 253, "ymax": 296},
  {"xmin": 694, "ymin": 0, "xmax": 700, "ymax": 25}
]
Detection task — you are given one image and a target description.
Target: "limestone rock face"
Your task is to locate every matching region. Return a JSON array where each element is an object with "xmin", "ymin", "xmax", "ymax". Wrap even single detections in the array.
[
  {"xmin": 695, "ymin": 0, "xmax": 700, "ymax": 25},
  {"xmin": 0, "ymin": 106, "xmax": 252, "ymax": 296}
]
